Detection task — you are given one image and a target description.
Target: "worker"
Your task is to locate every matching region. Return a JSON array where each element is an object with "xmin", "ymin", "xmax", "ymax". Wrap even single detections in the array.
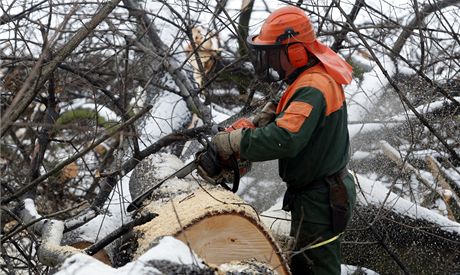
[{"xmin": 210, "ymin": 5, "xmax": 357, "ymax": 275}]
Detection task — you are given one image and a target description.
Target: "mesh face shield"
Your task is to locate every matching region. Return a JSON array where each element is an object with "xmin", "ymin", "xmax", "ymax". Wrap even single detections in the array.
[{"xmin": 250, "ymin": 46, "xmax": 285, "ymax": 83}]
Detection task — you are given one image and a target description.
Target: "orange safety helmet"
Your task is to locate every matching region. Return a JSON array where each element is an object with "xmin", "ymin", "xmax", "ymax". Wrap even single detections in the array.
[{"xmin": 247, "ymin": 6, "xmax": 353, "ymax": 84}]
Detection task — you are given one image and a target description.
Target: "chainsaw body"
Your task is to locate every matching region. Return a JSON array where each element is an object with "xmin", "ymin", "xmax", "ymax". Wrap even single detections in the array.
[
  {"xmin": 127, "ymin": 118, "xmax": 255, "ymax": 212},
  {"xmin": 197, "ymin": 118, "xmax": 255, "ymax": 191}
]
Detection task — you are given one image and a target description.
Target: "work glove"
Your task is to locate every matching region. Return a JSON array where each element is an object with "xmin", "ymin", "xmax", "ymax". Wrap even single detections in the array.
[
  {"xmin": 252, "ymin": 102, "xmax": 276, "ymax": 127},
  {"xmin": 211, "ymin": 128, "xmax": 243, "ymax": 160}
]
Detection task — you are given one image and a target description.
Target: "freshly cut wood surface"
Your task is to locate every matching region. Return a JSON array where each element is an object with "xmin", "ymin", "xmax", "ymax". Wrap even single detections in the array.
[
  {"xmin": 175, "ymin": 213, "xmax": 287, "ymax": 274},
  {"xmin": 134, "ymin": 186, "xmax": 289, "ymax": 275},
  {"xmin": 70, "ymin": 241, "xmax": 111, "ymax": 266}
]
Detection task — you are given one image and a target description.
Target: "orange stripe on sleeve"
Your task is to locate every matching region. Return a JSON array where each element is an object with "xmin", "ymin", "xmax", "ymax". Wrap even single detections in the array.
[{"xmin": 276, "ymin": 101, "xmax": 313, "ymax": 133}]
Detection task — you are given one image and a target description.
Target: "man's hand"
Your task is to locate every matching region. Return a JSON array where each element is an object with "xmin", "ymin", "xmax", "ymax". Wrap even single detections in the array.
[
  {"xmin": 253, "ymin": 102, "xmax": 276, "ymax": 127},
  {"xmin": 211, "ymin": 128, "xmax": 243, "ymax": 159}
]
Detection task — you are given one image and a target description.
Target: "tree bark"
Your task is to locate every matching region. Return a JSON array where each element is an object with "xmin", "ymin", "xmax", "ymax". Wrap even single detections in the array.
[{"xmin": 343, "ymin": 204, "xmax": 460, "ymax": 274}]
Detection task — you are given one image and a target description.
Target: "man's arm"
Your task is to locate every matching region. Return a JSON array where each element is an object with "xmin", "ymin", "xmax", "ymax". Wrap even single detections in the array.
[{"xmin": 240, "ymin": 87, "xmax": 326, "ymax": 161}]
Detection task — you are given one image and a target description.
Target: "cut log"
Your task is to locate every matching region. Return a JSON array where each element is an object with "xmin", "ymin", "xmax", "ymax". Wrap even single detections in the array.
[
  {"xmin": 70, "ymin": 241, "xmax": 111, "ymax": 266},
  {"xmin": 134, "ymin": 187, "xmax": 290, "ymax": 275}
]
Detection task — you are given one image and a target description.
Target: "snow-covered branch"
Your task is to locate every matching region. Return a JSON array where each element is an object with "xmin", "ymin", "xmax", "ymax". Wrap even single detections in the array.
[
  {"xmin": 122, "ymin": 0, "xmax": 211, "ymax": 123},
  {"xmin": 16, "ymin": 199, "xmax": 80, "ymax": 266},
  {"xmin": 392, "ymin": 0, "xmax": 460, "ymax": 55}
]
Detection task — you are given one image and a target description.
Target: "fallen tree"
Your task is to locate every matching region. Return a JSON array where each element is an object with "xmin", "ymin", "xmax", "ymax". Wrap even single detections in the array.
[
  {"xmin": 343, "ymin": 204, "xmax": 460, "ymax": 274},
  {"xmin": 129, "ymin": 153, "xmax": 290, "ymax": 274},
  {"xmin": 260, "ymin": 172, "xmax": 460, "ymax": 274}
]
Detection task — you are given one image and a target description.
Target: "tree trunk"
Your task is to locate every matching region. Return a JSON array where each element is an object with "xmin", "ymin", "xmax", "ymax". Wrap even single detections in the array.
[
  {"xmin": 343, "ymin": 204, "xmax": 460, "ymax": 274},
  {"xmin": 133, "ymin": 187, "xmax": 290, "ymax": 274}
]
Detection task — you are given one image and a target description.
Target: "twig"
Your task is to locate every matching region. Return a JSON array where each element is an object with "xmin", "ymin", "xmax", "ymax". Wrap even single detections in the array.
[
  {"xmin": 426, "ymin": 156, "xmax": 460, "ymax": 197},
  {"xmin": 331, "ymin": 0, "xmax": 365, "ymax": 52},
  {"xmin": 426, "ymin": 155, "xmax": 460, "ymax": 221},
  {"xmin": 379, "ymin": 141, "xmax": 435, "ymax": 190},
  {"xmin": 122, "ymin": 0, "xmax": 211, "ymax": 123},
  {"xmin": 392, "ymin": 0, "xmax": 460, "ymax": 56},
  {"xmin": 0, "ymin": 0, "xmax": 48, "ymax": 25},
  {"xmin": 119, "ymin": 125, "xmax": 211, "ymax": 177},
  {"xmin": 63, "ymin": 176, "xmax": 119, "ymax": 232},
  {"xmin": 0, "ymin": 243, "xmax": 15, "ymax": 275},
  {"xmin": 26, "ymin": 72, "xmax": 59, "ymax": 199},
  {"xmin": 332, "ymin": 1, "xmax": 460, "ymax": 164},
  {"xmin": 379, "ymin": 140, "xmax": 443, "ymax": 206}
]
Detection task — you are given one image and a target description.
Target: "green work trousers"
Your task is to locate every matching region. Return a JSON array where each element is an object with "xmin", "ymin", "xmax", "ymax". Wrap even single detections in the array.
[{"xmin": 289, "ymin": 172, "xmax": 356, "ymax": 275}]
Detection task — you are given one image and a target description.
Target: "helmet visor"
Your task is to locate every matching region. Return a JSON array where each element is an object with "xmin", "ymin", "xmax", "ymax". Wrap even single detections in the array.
[{"xmin": 250, "ymin": 46, "xmax": 285, "ymax": 82}]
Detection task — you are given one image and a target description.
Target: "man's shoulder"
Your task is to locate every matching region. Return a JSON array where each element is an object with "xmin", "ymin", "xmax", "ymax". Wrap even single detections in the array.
[
  {"xmin": 295, "ymin": 65, "xmax": 339, "ymax": 90},
  {"xmin": 290, "ymin": 86, "xmax": 325, "ymax": 103},
  {"xmin": 293, "ymin": 67, "xmax": 345, "ymax": 116}
]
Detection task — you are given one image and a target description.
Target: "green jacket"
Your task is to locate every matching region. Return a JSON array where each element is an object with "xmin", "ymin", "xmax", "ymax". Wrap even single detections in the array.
[{"xmin": 240, "ymin": 64, "xmax": 350, "ymax": 189}]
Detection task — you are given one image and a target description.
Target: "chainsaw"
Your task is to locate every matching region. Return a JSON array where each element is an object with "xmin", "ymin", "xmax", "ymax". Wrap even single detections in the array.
[{"xmin": 127, "ymin": 118, "xmax": 255, "ymax": 212}]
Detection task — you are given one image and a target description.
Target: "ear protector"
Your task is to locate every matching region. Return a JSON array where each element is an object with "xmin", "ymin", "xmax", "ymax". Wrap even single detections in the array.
[{"xmin": 287, "ymin": 43, "xmax": 308, "ymax": 68}]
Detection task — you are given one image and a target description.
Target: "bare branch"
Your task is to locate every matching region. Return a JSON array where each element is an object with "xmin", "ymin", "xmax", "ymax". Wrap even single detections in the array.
[
  {"xmin": 331, "ymin": 0, "xmax": 365, "ymax": 52},
  {"xmin": 392, "ymin": 0, "xmax": 460, "ymax": 55},
  {"xmin": 333, "ymin": 1, "xmax": 460, "ymax": 164},
  {"xmin": 1, "ymin": 105, "xmax": 152, "ymax": 204},
  {"xmin": 15, "ymin": 199, "xmax": 80, "ymax": 266},
  {"xmin": 85, "ymin": 212, "xmax": 157, "ymax": 256},
  {"xmin": 0, "ymin": 0, "xmax": 123, "ymax": 137}
]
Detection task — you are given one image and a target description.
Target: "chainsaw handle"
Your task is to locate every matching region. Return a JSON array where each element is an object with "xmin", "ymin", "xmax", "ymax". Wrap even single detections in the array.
[
  {"xmin": 229, "ymin": 155, "xmax": 240, "ymax": 193},
  {"xmin": 218, "ymin": 155, "xmax": 240, "ymax": 193},
  {"xmin": 211, "ymin": 124, "xmax": 224, "ymax": 135},
  {"xmin": 196, "ymin": 133, "xmax": 211, "ymax": 148}
]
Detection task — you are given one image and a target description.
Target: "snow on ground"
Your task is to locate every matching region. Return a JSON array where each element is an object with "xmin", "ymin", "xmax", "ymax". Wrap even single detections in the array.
[{"xmin": 55, "ymin": 236, "xmax": 206, "ymax": 275}]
